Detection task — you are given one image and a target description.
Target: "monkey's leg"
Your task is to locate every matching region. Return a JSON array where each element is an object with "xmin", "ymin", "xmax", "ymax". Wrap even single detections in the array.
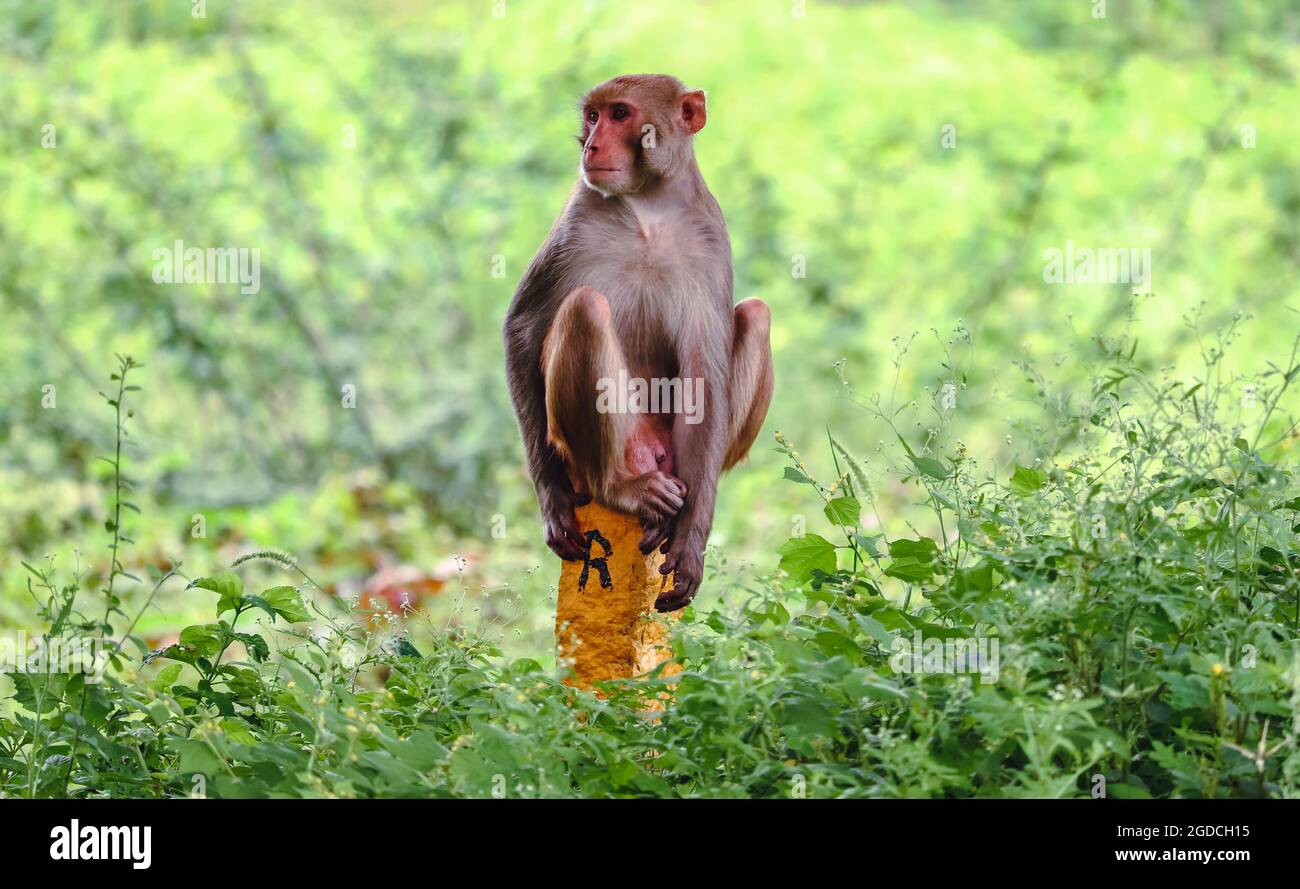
[
  {"xmin": 723, "ymin": 297, "xmax": 774, "ymax": 470},
  {"xmin": 637, "ymin": 299, "xmax": 771, "ymax": 558},
  {"xmin": 542, "ymin": 286, "xmax": 685, "ymax": 521},
  {"xmin": 542, "ymin": 286, "xmax": 627, "ymax": 488},
  {"xmin": 545, "ymin": 289, "xmax": 682, "ymax": 692}
]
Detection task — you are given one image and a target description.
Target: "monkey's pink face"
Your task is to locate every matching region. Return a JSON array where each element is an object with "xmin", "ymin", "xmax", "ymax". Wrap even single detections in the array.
[{"xmin": 578, "ymin": 98, "xmax": 647, "ymax": 195}]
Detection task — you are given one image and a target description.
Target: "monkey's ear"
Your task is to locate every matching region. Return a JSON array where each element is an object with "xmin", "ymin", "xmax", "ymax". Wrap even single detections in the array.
[{"xmin": 677, "ymin": 90, "xmax": 707, "ymax": 135}]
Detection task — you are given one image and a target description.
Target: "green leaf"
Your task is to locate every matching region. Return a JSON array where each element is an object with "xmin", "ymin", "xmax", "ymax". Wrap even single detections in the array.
[
  {"xmin": 9, "ymin": 673, "xmax": 69, "ymax": 713},
  {"xmin": 783, "ymin": 467, "xmax": 815, "ymax": 485},
  {"xmin": 823, "ymin": 496, "xmax": 861, "ymax": 526},
  {"xmin": 908, "ymin": 455, "xmax": 949, "ymax": 480},
  {"xmin": 884, "ymin": 559, "xmax": 935, "ymax": 584},
  {"xmin": 868, "ymin": 607, "xmax": 910, "ymax": 632},
  {"xmin": 147, "ymin": 702, "xmax": 172, "ymax": 726},
  {"xmin": 855, "ymin": 613, "xmax": 895, "ymax": 644},
  {"xmin": 218, "ymin": 718, "xmax": 258, "ymax": 745},
  {"xmin": 779, "ymin": 697, "xmax": 840, "ymax": 741},
  {"xmin": 230, "ymin": 632, "xmax": 270, "ymax": 662},
  {"xmin": 778, "ymin": 534, "xmax": 838, "ymax": 581},
  {"xmin": 195, "ymin": 571, "xmax": 246, "ymax": 616},
  {"xmin": 1009, "ymin": 465, "xmax": 1047, "ymax": 495},
  {"xmin": 884, "ymin": 540, "xmax": 941, "ymax": 584},
  {"xmin": 608, "ymin": 758, "xmax": 643, "ymax": 787},
  {"xmin": 180, "ymin": 624, "xmax": 223, "ymax": 656},
  {"xmin": 150, "ymin": 664, "xmax": 182, "ymax": 692},
  {"xmin": 1108, "ymin": 782, "xmax": 1153, "ymax": 799},
  {"xmin": 170, "ymin": 738, "xmax": 224, "ymax": 775},
  {"xmin": 853, "ymin": 533, "xmax": 883, "ymax": 559},
  {"xmin": 256, "ymin": 585, "xmax": 310, "ymax": 623},
  {"xmin": 888, "ymin": 537, "xmax": 940, "ymax": 562},
  {"xmin": 811, "ymin": 629, "xmax": 863, "ymax": 662},
  {"xmin": 149, "ymin": 623, "xmax": 222, "ymax": 665}
]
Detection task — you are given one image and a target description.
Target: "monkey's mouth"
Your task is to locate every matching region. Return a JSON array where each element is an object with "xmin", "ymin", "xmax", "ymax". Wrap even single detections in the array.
[{"xmin": 583, "ymin": 166, "xmax": 623, "ymax": 174}]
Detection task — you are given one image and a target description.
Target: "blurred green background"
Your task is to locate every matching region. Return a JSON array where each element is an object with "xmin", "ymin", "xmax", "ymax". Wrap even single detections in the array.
[{"xmin": 1, "ymin": 0, "xmax": 1297, "ymax": 662}]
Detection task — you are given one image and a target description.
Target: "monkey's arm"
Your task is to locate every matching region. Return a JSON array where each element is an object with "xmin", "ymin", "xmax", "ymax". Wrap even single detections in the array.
[{"xmin": 504, "ymin": 246, "xmax": 590, "ymax": 561}]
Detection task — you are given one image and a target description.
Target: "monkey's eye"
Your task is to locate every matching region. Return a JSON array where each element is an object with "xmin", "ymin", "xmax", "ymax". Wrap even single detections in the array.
[
  {"xmin": 586, "ymin": 110, "xmax": 598, "ymax": 124},
  {"xmin": 611, "ymin": 105, "xmax": 630, "ymax": 121}
]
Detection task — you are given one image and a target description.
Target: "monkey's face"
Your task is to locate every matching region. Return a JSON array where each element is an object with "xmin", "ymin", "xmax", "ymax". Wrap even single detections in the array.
[
  {"xmin": 577, "ymin": 76, "xmax": 707, "ymax": 197},
  {"xmin": 577, "ymin": 97, "xmax": 654, "ymax": 196}
]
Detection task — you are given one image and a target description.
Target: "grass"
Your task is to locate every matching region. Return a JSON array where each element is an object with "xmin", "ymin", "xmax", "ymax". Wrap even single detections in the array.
[{"xmin": 3, "ymin": 316, "xmax": 1300, "ymax": 798}]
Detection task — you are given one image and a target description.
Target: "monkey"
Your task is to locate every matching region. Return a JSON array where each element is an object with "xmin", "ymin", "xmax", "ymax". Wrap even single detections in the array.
[{"xmin": 504, "ymin": 74, "xmax": 773, "ymax": 612}]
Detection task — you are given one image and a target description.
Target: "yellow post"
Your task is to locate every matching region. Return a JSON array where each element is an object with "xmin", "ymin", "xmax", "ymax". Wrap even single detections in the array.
[{"xmin": 555, "ymin": 501, "xmax": 681, "ymax": 689}]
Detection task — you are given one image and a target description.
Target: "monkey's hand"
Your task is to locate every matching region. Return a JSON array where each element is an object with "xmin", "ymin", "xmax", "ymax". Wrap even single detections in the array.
[
  {"xmin": 630, "ymin": 471, "xmax": 687, "ymax": 555},
  {"xmin": 540, "ymin": 480, "xmax": 591, "ymax": 561},
  {"xmin": 617, "ymin": 470, "xmax": 686, "ymax": 526},
  {"xmin": 655, "ymin": 536, "xmax": 703, "ymax": 612}
]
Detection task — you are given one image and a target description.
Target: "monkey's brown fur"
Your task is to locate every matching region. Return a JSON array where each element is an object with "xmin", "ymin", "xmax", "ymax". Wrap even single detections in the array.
[{"xmin": 505, "ymin": 74, "xmax": 774, "ymax": 611}]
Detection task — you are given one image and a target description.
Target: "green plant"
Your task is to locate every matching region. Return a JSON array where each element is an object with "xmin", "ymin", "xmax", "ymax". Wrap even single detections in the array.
[
  {"xmin": 3, "ymin": 321, "xmax": 1299, "ymax": 798},
  {"xmin": 767, "ymin": 319, "xmax": 1300, "ymax": 796}
]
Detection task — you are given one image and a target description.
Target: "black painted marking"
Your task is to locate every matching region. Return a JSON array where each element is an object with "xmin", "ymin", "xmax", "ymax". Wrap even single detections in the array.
[{"xmin": 578, "ymin": 528, "xmax": 613, "ymax": 591}]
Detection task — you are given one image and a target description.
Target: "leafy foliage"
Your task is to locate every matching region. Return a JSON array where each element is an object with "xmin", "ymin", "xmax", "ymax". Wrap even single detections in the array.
[{"xmin": 3, "ymin": 321, "xmax": 1298, "ymax": 798}]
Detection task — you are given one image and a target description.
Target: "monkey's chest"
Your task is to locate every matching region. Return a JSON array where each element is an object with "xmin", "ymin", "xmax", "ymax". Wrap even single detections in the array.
[{"xmin": 573, "ymin": 240, "xmax": 705, "ymax": 372}]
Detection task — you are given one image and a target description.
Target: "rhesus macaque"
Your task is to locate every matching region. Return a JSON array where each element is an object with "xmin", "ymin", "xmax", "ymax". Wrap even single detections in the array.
[{"xmin": 504, "ymin": 74, "xmax": 773, "ymax": 611}]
